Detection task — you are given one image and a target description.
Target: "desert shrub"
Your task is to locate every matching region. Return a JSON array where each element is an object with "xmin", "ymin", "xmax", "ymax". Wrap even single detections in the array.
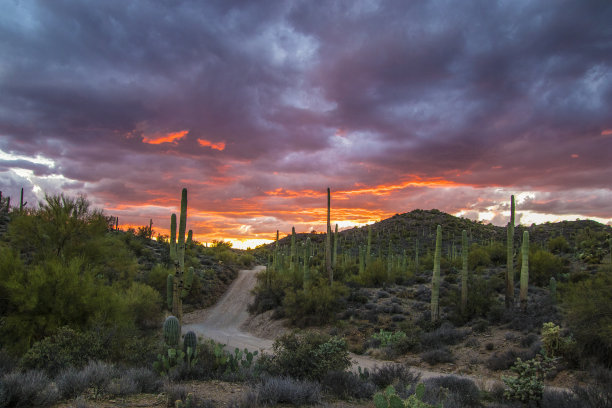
[
  {"xmin": 56, "ymin": 367, "xmax": 91, "ymax": 399},
  {"xmin": 238, "ymin": 252, "xmax": 256, "ymax": 268},
  {"xmin": 371, "ymin": 330, "xmax": 407, "ymax": 348},
  {"xmin": 1, "ymin": 370, "xmax": 58, "ymax": 408},
  {"xmin": 282, "ymin": 280, "xmax": 349, "ymax": 326},
  {"xmin": 541, "ymin": 322, "xmax": 576, "ymax": 360},
  {"xmin": 548, "ymin": 236, "xmax": 570, "ymax": 254},
  {"xmin": 369, "ymin": 364, "xmax": 419, "ymax": 390},
  {"xmin": 541, "ymin": 389, "xmax": 582, "ymax": 408},
  {"xmin": 122, "ymin": 367, "xmax": 162, "ymax": 393},
  {"xmin": 124, "ymin": 282, "xmax": 163, "ymax": 330},
  {"xmin": 450, "ymin": 274, "xmax": 498, "ymax": 323},
  {"xmin": 353, "ymin": 259, "xmax": 387, "ymax": 287},
  {"xmin": 259, "ymin": 331, "xmax": 350, "ymax": 381},
  {"xmin": 503, "ymin": 355, "xmax": 553, "ymax": 404},
  {"xmin": 487, "ymin": 241, "xmax": 507, "ymax": 265},
  {"xmin": 0, "ymin": 349, "xmax": 17, "ymax": 374},
  {"xmin": 561, "ymin": 272, "xmax": 612, "ymax": 367},
  {"xmin": 486, "ymin": 347, "xmax": 539, "ymax": 371},
  {"xmin": 529, "ymin": 250, "xmax": 564, "ymax": 286},
  {"xmin": 423, "ymin": 375, "xmax": 480, "ymax": 407},
  {"xmin": 19, "ymin": 326, "xmax": 107, "ymax": 376},
  {"xmin": 163, "ymin": 382, "xmax": 189, "ymax": 406},
  {"xmin": 421, "ymin": 347, "xmax": 454, "ymax": 365},
  {"xmin": 420, "ymin": 322, "xmax": 469, "ymax": 349},
  {"xmin": 468, "ymin": 244, "xmax": 491, "ymax": 271},
  {"xmin": 256, "ymin": 376, "xmax": 321, "ymax": 405},
  {"xmin": 144, "ymin": 263, "xmax": 172, "ymax": 300},
  {"xmin": 322, "ymin": 370, "xmax": 376, "ymax": 399}
]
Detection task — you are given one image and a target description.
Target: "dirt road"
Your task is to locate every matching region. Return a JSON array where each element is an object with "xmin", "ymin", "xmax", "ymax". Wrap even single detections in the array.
[
  {"xmin": 182, "ymin": 266, "xmax": 440, "ymax": 375},
  {"xmin": 182, "ymin": 266, "xmax": 571, "ymax": 392},
  {"xmin": 183, "ymin": 265, "xmax": 275, "ymax": 353}
]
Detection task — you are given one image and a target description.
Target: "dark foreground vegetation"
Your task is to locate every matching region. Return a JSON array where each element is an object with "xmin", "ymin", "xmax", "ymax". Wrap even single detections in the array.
[{"xmin": 1, "ymin": 189, "xmax": 611, "ymax": 407}]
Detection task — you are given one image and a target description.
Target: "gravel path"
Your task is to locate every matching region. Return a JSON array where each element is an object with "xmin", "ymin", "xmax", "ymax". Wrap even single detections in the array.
[{"xmin": 182, "ymin": 266, "xmax": 569, "ymax": 393}]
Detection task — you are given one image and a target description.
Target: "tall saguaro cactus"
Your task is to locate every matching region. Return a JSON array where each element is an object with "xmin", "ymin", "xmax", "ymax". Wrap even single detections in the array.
[
  {"xmin": 366, "ymin": 226, "xmax": 372, "ymax": 267},
  {"xmin": 461, "ymin": 229, "xmax": 468, "ymax": 315},
  {"xmin": 304, "ymin": 237, "xmax": 311, "ymax": 292},
  {"xmin": 506, "ymin": 195, "xmax": 515, "ymax": 309},
  {"xmin": 290, "ymin": 227, "xmax": 296, "ymax": 274},
  {"xmin": 431, "ymin": 225, "xmax": 442, "ymax": 322},
  {"xmin": 520, "ymin": 231, "xmax": 529, "ymax": 312},
  {"xmin": 169, "ymin": 188, "xmax": 188, "ymax": 323},
  {"xmin": 326, "ymin": 187, "xmax": 333, "ymax": 284},
  {"xmin": 333, "ymin": 224, "xmax": 338, "ymax": 268}
]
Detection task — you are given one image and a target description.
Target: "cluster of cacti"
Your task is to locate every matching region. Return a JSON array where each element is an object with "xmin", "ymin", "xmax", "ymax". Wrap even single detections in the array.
[
  {"xmin": 431, "ymin": 225, "xmax": 442, "ymax": 321},
  {"xmin": 155, "ymin": 316, "xmax": 199, "ymax": 375},
  {"xmin": 506, "ymin": 195, "xmax": 515, "ymax": 309},
  {"xmin": 167, "ymin": 188, "xmax": 191, "ymax": 323},
  {"xmin": 520, "ymin": 230, "xmax": 529, "ymax": 312}
]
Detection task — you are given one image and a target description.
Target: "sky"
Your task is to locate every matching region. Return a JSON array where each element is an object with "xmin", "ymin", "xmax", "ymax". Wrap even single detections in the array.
[{"xmin": 1, "ymin": 0, "xmax": 611, "ymax": 249}]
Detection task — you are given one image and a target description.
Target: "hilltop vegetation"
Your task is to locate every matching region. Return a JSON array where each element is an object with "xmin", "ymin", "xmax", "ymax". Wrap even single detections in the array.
[{"xmin": 251, "ymin": 207, "xmax": 612, "ymax": 370}]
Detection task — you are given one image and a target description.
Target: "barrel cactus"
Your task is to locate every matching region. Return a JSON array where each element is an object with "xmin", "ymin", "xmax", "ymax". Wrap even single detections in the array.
[
  {"xmin": 163, "ymin": 316, "xmax": 180, "ymax": 346},
  {"xmin": 183, "ymin": 330, "xmax": 198, "ymax": 356}
]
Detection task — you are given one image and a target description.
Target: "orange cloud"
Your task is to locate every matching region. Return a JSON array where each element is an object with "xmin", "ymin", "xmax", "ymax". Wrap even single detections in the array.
[
  {"xmin": 198, "ymin": 138, "xmax": 226, "ymax": 151},
  {"xmin": 571, "ymin": 154, "xmax": 579, "ymax": 158},
  {"xmin": 602, "ymin": 129, "xmax": 612, "ymax": 136},
  {"xmin": 142, "ymin": 130, "xmax": 189, "ymax": 145}
]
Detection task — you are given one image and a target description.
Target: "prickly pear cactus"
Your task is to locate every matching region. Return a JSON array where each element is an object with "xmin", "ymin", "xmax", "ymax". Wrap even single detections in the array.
[{"xmin": 163, "ymin": 316, "xmax": 180, "ymax": 346}]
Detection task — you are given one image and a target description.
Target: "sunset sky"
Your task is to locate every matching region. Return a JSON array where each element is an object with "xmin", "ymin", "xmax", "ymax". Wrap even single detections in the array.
[{"xmin": 1, "ymin": 1, "xmax": 611, "ymax": 248}]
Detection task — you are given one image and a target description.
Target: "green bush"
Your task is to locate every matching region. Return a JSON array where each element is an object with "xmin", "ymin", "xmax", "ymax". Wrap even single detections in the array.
[
  {"xmin": 259, "ymin": 331, "xmax": 350, "ymax": 381},
  {"xmin": 468, "ymin": 244, "xmax": 491, "ymax": 271},
  {"xmin": 282, "ymin": 280, "xmax": 348, "ymax": 326},
  {"xmin": 562, "ymin": 272, "xmax": 612, "ymax": 367},
  {"xmin": 371, "ymin": 330, "xmax": 407, "ymax": 348},
  {"xmin": 529, "ymin": 250, "xmax": 564, "ymax": 286},
  {"xmin": 502, "ymin": 355, "xmax": 553, "ymax": 403},
  {"xmin": 124, "ymin": 283, "xmax": 163, "ymax": 330},
  {"xmin": 548, "ymin": 236, "xmax": 570, "ymax": 254},
  {"xmin": 19, "ymin": 327, "xmax": 107, "ymax": 376}
]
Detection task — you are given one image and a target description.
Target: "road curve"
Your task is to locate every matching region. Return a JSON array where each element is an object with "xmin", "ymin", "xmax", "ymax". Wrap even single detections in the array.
[
  {"xmin": 182, "ymin": 266, "xmax": 439, "ymax": 374},
  {"xmin": 181, "ymin": 265, "xmax": 568, "ymax": 393},
  {"xmin": 183, "ymin": 266, "xmax": 275, "ymax": 353}
]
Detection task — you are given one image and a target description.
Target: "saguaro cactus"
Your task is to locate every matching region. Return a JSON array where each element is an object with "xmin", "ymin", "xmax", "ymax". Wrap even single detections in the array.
[
  {"xmin": 461, "ymin": 229, "xmax": 468, "ymax": 315},
  {"xmin": 289, "ymin": 227, "xmax": 295, "ymax": 273},
  {"xmin": 366, "ymin": 227, "xmax": 372, "ymax": 267},
  {"xmin": 326, "ymin": 187, "xmax": 333, "ymax": 284},
  {"xmin": 520, "ymin": 230, "xmax": 529, "ymax": 312},
  {"xmin": 333, "ymin": 224, "xmax": 338, "ymax": 268},
  {"xmin": 506, "ymin": 195, "xmax": 515, "ymax": 309},
  {"xmin": 170, "ymin": 188, "xmax": 188, "ymax": 323},
  {"xmin": 304, "ymin": 237, "xmax": 311, "ymax": 291},
  {"xmin": 431, "ymin": 225, "xmax": 442, "ymax": 321}
]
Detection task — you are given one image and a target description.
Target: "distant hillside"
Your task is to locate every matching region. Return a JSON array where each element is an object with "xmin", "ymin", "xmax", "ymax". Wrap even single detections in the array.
[{"xmin": 267, "ymin": 209, "xmax": 612, "ymax": 263}]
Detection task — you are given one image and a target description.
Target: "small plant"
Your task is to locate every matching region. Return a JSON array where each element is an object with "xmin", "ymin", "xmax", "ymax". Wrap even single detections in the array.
[
  {"xmin": 502, "ymin": 355, "xmax": 553, "ymax": 403},
  {"xmin": 541, "ymin": 322, "xmax": 575, "ymax": 359},
  {"xmin": 372, "ymin": 329, "xmax": 407, "ymax": 348},
  {"xmin": 226, "ymin": 347, "xmax": 258, "ymax": 373},
  {"xmin": 373, "ymin": 384, "xmax": 441, "ymax": 408},
  {"xmin": 153, "ymin": 347, "xmax": 185, "ymax": 376}
]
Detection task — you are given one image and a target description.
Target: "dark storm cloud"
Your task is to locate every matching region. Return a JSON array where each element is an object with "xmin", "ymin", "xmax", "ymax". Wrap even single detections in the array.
[{"xmin": 1, "ymin": 0, "xmax": 611, "ymax": 240}]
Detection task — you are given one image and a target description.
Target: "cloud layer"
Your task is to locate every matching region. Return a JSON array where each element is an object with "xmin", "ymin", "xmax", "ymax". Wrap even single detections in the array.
[{"xmin": 1, "ymin": 0, "xmax": 611, "ymax": 246}]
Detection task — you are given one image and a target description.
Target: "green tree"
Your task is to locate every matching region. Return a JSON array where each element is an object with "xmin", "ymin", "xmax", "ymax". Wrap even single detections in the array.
[{"xmin": 562, "ymin": 272, "xmax": 612, "ymax": 367}]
